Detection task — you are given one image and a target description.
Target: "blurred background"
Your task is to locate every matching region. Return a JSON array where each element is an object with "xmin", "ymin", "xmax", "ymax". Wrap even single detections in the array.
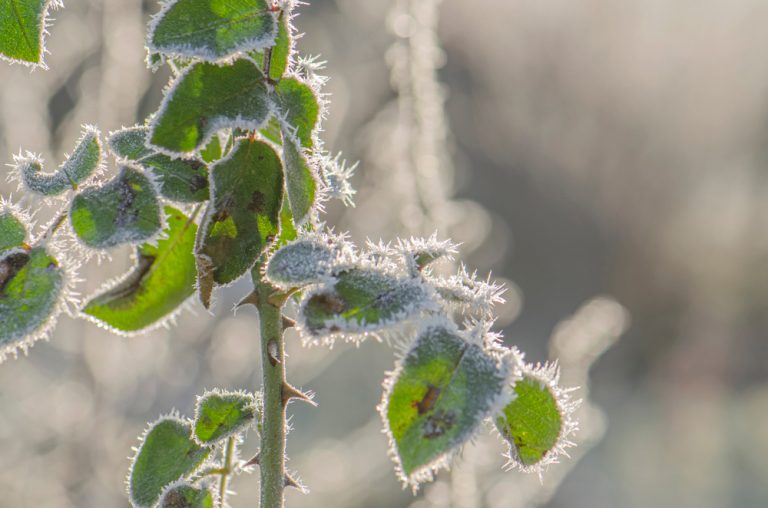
[{"xmin": 1, "ymin": 0, "xmax": 768, "ymax": 506}]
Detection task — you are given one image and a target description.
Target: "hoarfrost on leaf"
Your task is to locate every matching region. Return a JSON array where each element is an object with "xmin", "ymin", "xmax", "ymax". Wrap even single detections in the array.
[
  {"xmin": 379, "ymin": 320, "xmax": 508, "ymax": 487},
  {"xmin": 69, "ymin": 166, "xmax": 162, "ymax": 249}
]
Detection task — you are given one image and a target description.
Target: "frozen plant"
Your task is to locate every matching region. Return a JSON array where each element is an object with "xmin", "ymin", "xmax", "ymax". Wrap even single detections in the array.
[{"xmin": 0, "ymin": 1, "xmax": 584, "ymax": 507}]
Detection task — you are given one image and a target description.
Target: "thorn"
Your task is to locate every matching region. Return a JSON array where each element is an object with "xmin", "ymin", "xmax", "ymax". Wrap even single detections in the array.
[
  {"xmin": 243, "ymin": 452, "xmax": 260, "ymax": 467},
  {"xmin": 267, "ymin": 339, "xmax": 281, "ymax": 366},
  {"xmin": 282, "ymin": 315, "xmax": 296, "ymax": 329},
  {"xmin": 282, "ymin": 382, "xmax": 317, "ymax": 407},
  {"xmin": 237, "ymin": 291, "xmax": 260, "ymax": 308},
  {"xmin": 284, "ymin": 472, "xmax": 306, "ymax": 492}
]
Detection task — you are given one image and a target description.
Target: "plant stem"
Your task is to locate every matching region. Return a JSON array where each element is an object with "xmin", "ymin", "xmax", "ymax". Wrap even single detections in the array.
[
  {"xmin": 256, "ymin": 279, "xmax": 287, "ymax": 508},
  {"xmin": 218, "ymin": 436, "xmax": 235, "ymax": 508}
]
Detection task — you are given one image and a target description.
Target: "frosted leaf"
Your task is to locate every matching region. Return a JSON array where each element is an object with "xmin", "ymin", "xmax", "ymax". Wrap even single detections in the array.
[
  {"xmin": 109, "ymin": 126, "xmax": 210, "ymax": 203},
  {"xmin": 281, "ymin": 132, "xmax": 318, "ymax": 225},
  {"xmin": 495, "ymin": 356, "xmax": 580, "ymax": 476},
  {"xmin": 128, "ymin": 416, "xmax": 211, "ymax": 508},
  {"xmin": 193, "ymin": 389, "xmax": 259, "ymax": 445},
  {"xmin": 0, "ymin": 0, "xmax": 63, "ymax": 69},
  {"xmin": 16, "ymin": 126, "xmax": 102, "ymax": 196},
  {"xmin": 82, "ymin": 206, "xmax": 198, "ymax": 333},
  {"xmin": 397, "ymin": 234, "xmax": 458, "ymax": 272},
  {"xmin": 432, "ymin": 265, "xmax": 506, "ymax": 317},
  {"xmin": 265, "ymin": 237, "xmax": 335, "ymax": 288},
  {"xmin": 274, "ymin": 77, "xmax": 320, "ymax": 148},
  {"xmin": 109, "ymin": 125, "xmax": 154, "ymax": 161},
  {"xmin": 299, "ymin": 267, "xmax": 439, "ymax": 339},
  {"xmin": 147, "ymin": 0, "xmax": 276, "ymax": 62},
  {"xmin": 69, "ymin": 166, "xmax": 162, "ymax": 249},
  {"xmin": 0, "ymin": 246, "xmax": 64, "ymax": 359},
  {"xmin": 195, "ymin": 138, "xmax": 282, "ymax": 307},
  {"xmin": 148, "ymin": 59, "xmax": 271, "ymax": 156},
  {"xmin": 159, "ymin": 480, "xmax": 215, "ymax": 508},
  {"xmin": 0, "ymin": 209, "xmax": 28, "ymax": 253},
  {"xmin": 379, "ymin": 320, "xmax": 508, "ymax": 487}
]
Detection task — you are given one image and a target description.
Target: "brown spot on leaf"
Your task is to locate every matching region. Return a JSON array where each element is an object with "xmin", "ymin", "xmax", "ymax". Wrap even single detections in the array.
[
  {"xmin": 422, "ymin": 410, "xmax": 456, "ymax": 439},
  {"xmin": 248, "ymin": 191, "xmax": 266, "ymax": 212},
  {"xmin": 0, "ymin": 252, "xmax": 30, "ymax": 295},
  {"xmin": 412, "ymin": 384, "xmax": 440, "ymax": 415}
]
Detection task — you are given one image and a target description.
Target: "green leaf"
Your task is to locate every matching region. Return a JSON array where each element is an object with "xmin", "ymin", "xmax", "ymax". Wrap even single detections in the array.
[
  {"xmin": 495, "ymin": 376, "xmax": 562, "ymax": 466},
  {"xmin": 266, "ymin": 238, "xmax": 334, "ymax": 288},
  {"xmin": 149, "ymin": 58, "xmax": 271, "ymax": 155},
  {"xmin": 0, "ymin": 211, "xmax": 27, "ymax": 253},
  {"xmin": 129, "ymin": 417, "xmax": 211, "ymax": 508},
  {"xmin": 108, "ymin": 126, "xmax": 209, "ymax": 202},
  {"xmin": 274, "ymin": 77, "xmax": 319, "ymax": 148},
  {"xmin": 199, "ymin": 134, "xmax": 222, "ymax": 163},
  {"xmin": 109, "ymin": 126, "xmax": 154, "ymax": 161},
  {"xmin": 382, "ymin": 323, "xmax": 506, "ymax": 483},
  {"xmin": 82, "ymin": 206, "xmax": 198, "ymax": 333},
  {"xmin": 0, "ymin": 0, "xmax": 54, "ymax": 66},
  {"xmin": 300, "ymin": 268, "xmax": 436, "ymax": 336},
  {"xmin": 195, "ymin": 138, "xmax": 282, "ymax": 306},
  {"xmin": 259, "ymin": 116, "xmax": 282, "ymax": 146},
  {"xmin": 144, "ymin": 155, "xmax": 210, "ymax": 203},
  {"xmin": 160, "ymin": 482, "xmax": 214, "ymax": 508},
  {"xmin": 69, "ymin": 166, "xmax": 162, "ymax": 249},
  {"xmin": 269, "ymin": 12, "xmax": 291, "ymax": 80},
  {"xmin": 193, "ymin": 390, "xmax": 258, "ymax": 445},
  {"xmin": 281, "ymin": 133, "xmax": 317, "ymax": 225},
  {"xmin": 0, "ymin": 247, "xmax": 63, "ymax": 350},
  {"xmin": 148, "ymin": 0, "xmax": 276, "ymax": 61},
  {"xmin": 19, "ymin": 127, "xmax": 102, "ymax": 195}
]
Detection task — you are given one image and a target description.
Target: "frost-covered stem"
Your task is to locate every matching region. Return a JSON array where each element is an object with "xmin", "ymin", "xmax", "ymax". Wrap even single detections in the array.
[
  {"xmin": 255, "ymin": 279, "xmax": 287, "ymax": 508},
  {"xmin": 218, "ymin": 436, "xmax": 235, "ymax": 508},
  {"xmin": 38, "ymin": 212, "xmax": 67, "ymax": 244}
]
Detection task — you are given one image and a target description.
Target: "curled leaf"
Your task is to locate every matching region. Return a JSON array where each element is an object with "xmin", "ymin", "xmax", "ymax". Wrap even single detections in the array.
[
  {"xmin": 281, "ymin": 132, "xmax": 317, "ymax": 225},
  {"xmin": 69, "ymin": 166, "xmax": 161, "ymax": 249},
  {"xmin": 265, "ymin": 237, "xmax": 334, "ymax": 289},
  {"xmin": 82, "ymin": 206, "xmax": 197, "ymax": 333},
  {"xmin": 17, "ymin": 126, "xmax": 102, "ymax": 195},
  {"xmin": 129, "ymin": 417, "xmax": 211, "ymax": 508},
  {"xmin": 299, "ymin": 268, "xmax": 438, "ymax": 339},
  {"xmin": 380, "ymin": 321, "xmax": 507, "ymax": 486}
]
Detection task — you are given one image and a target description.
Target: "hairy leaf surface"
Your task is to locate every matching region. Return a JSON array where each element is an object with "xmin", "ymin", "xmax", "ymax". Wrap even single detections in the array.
[
  {"xmin": 0, "ymin": 247, "xmax": 63, "ymax": 347},
  {"xmin": 70, "ymin": 166, "xmax": 161, "ymax": 249},
  {"xmin": 83, "ymin": 207, "xmax": 197, "ymax": 332},
  {"xmin": 149, "ymin": 59, "xmax": 270, "ymax": 155},
  {"xmin": 194, "ymin": 390, "xmax": 257, "ymax": 445},
  {"xmin": 301, "ymin": 269, "xmax": 435, "ymax": 335},
  {"xmin": 196, "ymin": 138, "xmax": 282, "ymax": 305},
  {"xmin": 148, "ymin": 0, "xmax": 276, "ymax": 61},
  {"xmin": 495, "ymin": 376, "xmax": 562, "ymax": 466},
  {"xmin": 130, "ymin": 418, "xmax": 211, "ymax": 508},
  {"xmin": 20, "ymin": 128, "xmax": 101, "ymax": 195},
  {"xmin": 383, "ymin": 324, "xmax": 506, "ymax": 482}
]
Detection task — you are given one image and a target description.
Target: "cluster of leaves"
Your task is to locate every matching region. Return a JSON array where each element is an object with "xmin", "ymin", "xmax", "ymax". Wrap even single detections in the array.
[
  {"xmin": 0, "ymin": 0, "xmax": 581, "ymax": 505},
  {"xmin": 265, "ymin": 233, "xmax": 579, "ymax": 485},
  {"xmin": 129, "ymin": 390, "xmax": 259, "ymax": 508}
]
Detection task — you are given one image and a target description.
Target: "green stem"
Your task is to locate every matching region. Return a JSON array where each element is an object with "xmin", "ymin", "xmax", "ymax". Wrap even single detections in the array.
[
  {"xmin": 256, "ymin": 280, "xmax": 287, "ymax": 508},
  {"xmin": 218, "ymin": 436, "xmax": 235, "ymax": 508}
]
